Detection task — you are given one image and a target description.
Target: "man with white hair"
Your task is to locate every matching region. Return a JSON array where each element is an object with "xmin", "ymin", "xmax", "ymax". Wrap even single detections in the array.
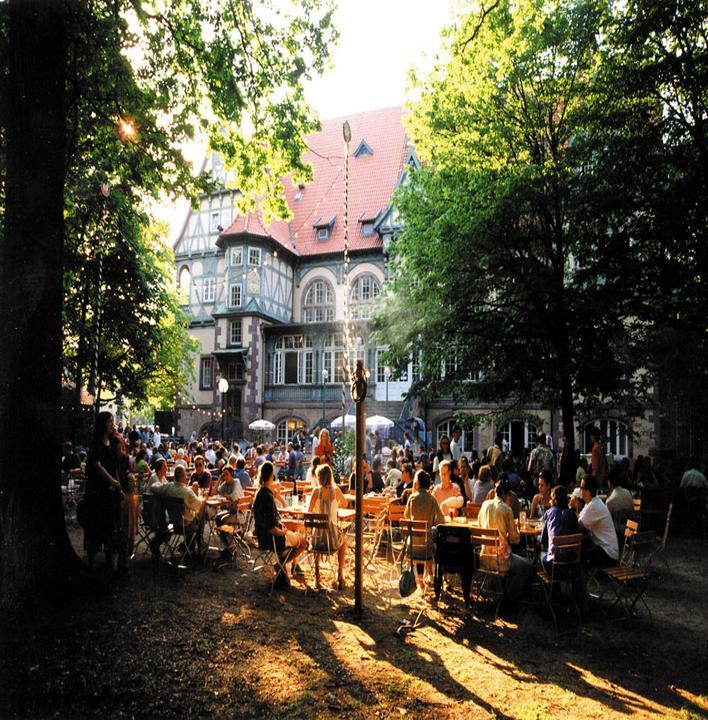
[
  {"xmin": 174, "ymin": 447, "xmax": 188, "ymax": 469},
  {"xmin": 153, "ymin": 465, "xmax": 205, "ymax": 549}
]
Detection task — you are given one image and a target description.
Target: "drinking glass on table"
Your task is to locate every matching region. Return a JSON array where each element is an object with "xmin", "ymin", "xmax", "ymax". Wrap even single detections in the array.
[{"xmin": 519, "ymin": 511, "xmax": 527, "ymax": 528}]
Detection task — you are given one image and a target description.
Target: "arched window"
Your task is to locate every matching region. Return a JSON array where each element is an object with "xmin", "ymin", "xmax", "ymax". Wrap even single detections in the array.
[
  {"xmin": 436, "ymin": 419, "xmax": 474, "ymax": 455},
  {"xmin": 276, "ymin": 417, "xmax": 306, "ymax": 446},
  {"xmin": 351, "ymin": 274, "xmax": 381, "ymax": 320},
  {"xmin": 178, "ymin": 266, "xmax": 191, "ymax": 303},
  {"xmin": 583, "ymin": 419, "xmax": 628, "ymax": 457},
  {"xmin": 302, "ymin": 279, "xmax": 334, "ymax": 323}
]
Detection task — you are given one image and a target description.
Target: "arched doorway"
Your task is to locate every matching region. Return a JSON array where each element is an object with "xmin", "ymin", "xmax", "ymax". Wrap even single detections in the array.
[{"xmin": 498, "ymin": 420, "xmax": 537, "ymax": 457}]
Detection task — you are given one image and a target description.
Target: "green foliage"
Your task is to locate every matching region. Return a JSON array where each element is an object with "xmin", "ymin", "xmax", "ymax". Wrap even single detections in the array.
[
  {"xmin": 24, "ymin": 0, "xmax": 336, "ymax": 412},
  {"xmin": 333, "ymin": 429, "xmax": 355, "ymax": 482},
  {"xmin": 376, "ymin": 0, "xmax": 706, "ymax": 451}
]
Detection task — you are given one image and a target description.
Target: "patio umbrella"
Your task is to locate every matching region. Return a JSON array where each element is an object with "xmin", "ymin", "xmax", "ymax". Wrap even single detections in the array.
[
  {"xmin": 365, "ymin": 415, "xmax": 394, "ymax": 430},
  {"xmin": 329, "ymin": 414, "xmax": 356, "ymax": 428},
  {"xmin": 248, "ymin": 419, "xmax": 276, "ymax": 431}
]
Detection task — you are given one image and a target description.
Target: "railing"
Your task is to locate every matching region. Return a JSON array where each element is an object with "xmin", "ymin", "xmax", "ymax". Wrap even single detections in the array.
[{"xmin": 264, "ymin": 385, "xmax": 345, "ymax": 403}]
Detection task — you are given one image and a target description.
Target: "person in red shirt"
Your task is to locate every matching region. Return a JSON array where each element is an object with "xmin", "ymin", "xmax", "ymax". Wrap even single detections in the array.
[
  {"xmin": 590, "ymin": 427, "xmax": 607, "ymax": 486},
  {"xmin": 315, "ymin": 428, "xmax": 334, "ymax": 465}
]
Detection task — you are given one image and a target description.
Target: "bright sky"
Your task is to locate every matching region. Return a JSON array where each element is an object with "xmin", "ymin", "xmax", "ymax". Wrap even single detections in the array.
[
  {"xmin": 304, "ymin": 0, "xmax": 453, "ymax": 119},
  {"xmin": 163, "ymin": 0, "xmax": 453, "ymax": 242}
]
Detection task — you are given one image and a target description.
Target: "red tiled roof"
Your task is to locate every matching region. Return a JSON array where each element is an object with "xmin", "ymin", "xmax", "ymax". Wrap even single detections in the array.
[{"xmin": 221, "ymin": 106, "xmax": 408, "ymax": 256}]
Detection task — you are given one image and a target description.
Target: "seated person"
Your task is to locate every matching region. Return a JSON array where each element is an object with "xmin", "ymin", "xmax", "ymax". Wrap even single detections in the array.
[
  {"xmin": 370, "ymin": 458, "xmax": 385, "ymax": 493},
  {"xmin": 134, "ymin": 448, "xmax": 149, "ymax": 475},
  {"xmin": 144, "ymin": 458, "xmax": 168, "ymax": 494},
  {"xmin": 472, "ymin": 464, "xmax": 494, "ymax": 505},
  {"xmin": 153, "ymin": 465, "xmax": 205, "ymax": 550},
  {"xmin": 306, "ymin": 456, "xmax": 321, "ymax": 489},
  {"xmin": 251, "ymin": 461, "xmax": 307, "ymax": 589},
  {"xmin": 307, "ymin": 464, "xmax": 347, "ymax": 590},
  {"xmin": 385, "ymin": 459, "xmax": 402, "ymax": 490},
  {"xmin": 605, "ymin": 473, "xmax": 634, "ymax": 533},
  {"xmin": 539, "ymin": 485, "xmax": 579, "ymax": 572},
  {"xmin": 395, "ymin": 463, "xmax": 415, "ymax": 504},
  {"xmin": 233, "ymin": 456, "xmax": 252, "ymax": 491},
  {"xmin": 217, "ymin": 465, "xmax": 244, "ymax": 501},
  {"xmin": 432, "ymin": 460, "xmax": 464, "ymax": 515},
  {"xmin": 478, "ymin": 479, "xmax": 533, "ymax": 601},
  {"xmin": 348, "ymin": 455, "xmax": 374, "ymax": 493},
  {"xmin": 173, "ymin": 448, "xmax": 188, "ymax": 469},
  {"xmin": 190, "ymin": 455, "xmax": 212, "ymax": 491},
  {"xmin": 530, "ymin": 470, "xmax": 553, "ymax": 520},
  {"xmin": 404, "ymin": 470, "xmax": 445, "ymax": 587},
  {"xmin": 571, "ymin": 474, "xmax": 619, "ymax": 570}
]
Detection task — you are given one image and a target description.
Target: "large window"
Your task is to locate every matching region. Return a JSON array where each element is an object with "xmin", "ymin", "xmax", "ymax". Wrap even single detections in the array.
[
  {"xmin": 322, "ymin": 333, "xmax": 346, "ymax": 383},
  {"xmin": 499, "ymin": 421, "xmax": 537, "ymax": 456},
  {"xmin": 248, "ymin": 247, "xmax": 261, "ymax": 266},
  {"xmin": 436, "ymin": 419, "xmax": 474, "ymax": 455},
  {"xmin": 227, "ymin": 362, "xmax": 243, "ymax": 381},
  {"xmin": 303, "ymin": 279, "xmax": 335, "ymax": 323},
  {"xmin": 271, "ymin": 336, "xmax": 314, "ymax": 384},
  {"xmin": 200, "ymin": 357, "xmax": 213, "ymax": 389},
  {"xmin": 178, "ymin": 266, "xmax": 191, "ymax": 303},
  {"xmin": 583, "ymin": 420, "xmax": 628, "ymax": 457},
  {"xmin": 351, "ymin": 274, "xmax": 381, "ymax": 319},
  {"xmin": 202, "ymin": 277, "xmax": 216, "ymax": 303}
]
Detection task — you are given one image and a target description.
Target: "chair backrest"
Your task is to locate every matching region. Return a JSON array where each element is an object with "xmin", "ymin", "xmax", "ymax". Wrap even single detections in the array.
[
  {"xmin": 161, "ymin": 496, "xmax": 186, "ymax": 531},
  {"xmin": 633, "ymin": 498, "xmax": 642, "ymax": 513},
  {"xmin": 464, "ymin": 502, "xmax": 482, "ymax": 520},
  {"xmin": 624, "ymin": 529, "xmax": 656, "ymax": 568},
  {"xmin": 469, "ymin": 526, "xmax": 503, "ymax": 572},
  {"xmin": 141, "ymin": 494, "xmax": 165, "ymax": 530},
  {"xmin": 361, "ymin": 497, "xmax": 388, "ymax": 516},
  {"xmin": 388, "ymin": 504, "xmax": 406, "ymax": 523},
  {"xmin": 549, "ymin": 533, "xmax": 582, "ymax": 579},
  {"xmin": 434, "ymin": 525, "xmax": 473, "ymax": 570},
  {"xmin": 303, "ymin": 511, "xmax": 330, "ymax": 531},
  {"xmin": 400, "ymin": 518, "xmax": 429, "ymax": 541}
]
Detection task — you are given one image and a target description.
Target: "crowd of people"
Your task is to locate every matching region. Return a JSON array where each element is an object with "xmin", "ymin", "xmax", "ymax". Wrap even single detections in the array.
[{"xmin": 63, "ymin": 414, "xmax": 705, "ymax": 599}]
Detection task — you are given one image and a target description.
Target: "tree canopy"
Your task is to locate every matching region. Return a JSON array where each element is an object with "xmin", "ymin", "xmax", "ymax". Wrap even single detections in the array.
[{"xmin": 376, "ymin": 0, "xmax": 707, "ymax": 463}]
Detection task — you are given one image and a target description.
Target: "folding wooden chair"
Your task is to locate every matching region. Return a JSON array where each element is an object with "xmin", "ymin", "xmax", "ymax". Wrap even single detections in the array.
[
  {"xmin": 434, "ymin": 524, "xmax": 474, "ymax": 607},
  {"xmin": 134, "ymin": 494, "xmax": 169, "ymax": 558},
  {"xmin": 386, "ymin": 504, "xmax": 407, "ymax": 576},
  {"xmin": 400, "ymin": 519, "xmax": 432, "ymax": 591},
  {"xmin": 536, "ymin": 533, "xmax": 583, "ymax": 634},
  {"xmin": 216, "ymin": 497, "xmax": 253, "ymax": 565},
  {"xmin": 162, "ymin": 496, "xmax": 201, "ymax": 568},
  {"xmin": 304, "ymin": 512, "xmax": 340, "ymax": 588},
  {"xmin": 470, "ymin": 527, "xmax": 508, "ymax": 618},
  {"xmin": 601, "ymin": 526, "xmax": 654, "ymax": 623}
]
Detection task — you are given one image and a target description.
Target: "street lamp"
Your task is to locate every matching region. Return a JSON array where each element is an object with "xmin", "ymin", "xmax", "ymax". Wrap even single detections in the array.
[
  {"xmin": 322, "ymin": 367, "xmax": 329, "ymax": 425},
  {"xmin": 218, "ymin": 377, "xmax": 229, "ymax": 443},
  {"xmin": 384, "ymin": 366, "xmax": 391, "ymax": 428}
]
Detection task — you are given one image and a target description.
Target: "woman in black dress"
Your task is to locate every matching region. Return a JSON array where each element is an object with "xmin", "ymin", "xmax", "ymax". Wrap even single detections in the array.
[{"xmin": 84, "ymin": 411, "xmax": 125, "ymax": 571}]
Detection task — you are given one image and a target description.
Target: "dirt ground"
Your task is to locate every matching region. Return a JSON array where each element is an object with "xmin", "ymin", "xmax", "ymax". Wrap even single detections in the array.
[{"xmin": 1, "ymin": 526, "xmax": 707, "ymax": 720}]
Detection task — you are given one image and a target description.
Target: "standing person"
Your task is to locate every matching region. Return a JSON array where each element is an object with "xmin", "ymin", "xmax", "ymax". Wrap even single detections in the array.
[
  {"xmin": 152, "ymin": 425, "xmax": 161, "ymax": 449},
  {"xmin": 311, "ymin": 427, "xmax": 320, "ymax": 458},
  {"xmin": 307, "ymin": 464, "xmax": 348, "ymax": 590},
  {"xmin": 589, "ymin": 427, "xmax": 608, "ymax": 487},
  {"xmin": 449, "ymin": 425, "xmax": 463, "ymax": 461},
  {"xmin": 402, "ymin": 431, "xmax": 411, "ymax": 451},
  {"xmin": 432, "ymin": 435, "xmax": 453, "ymax": 482},
  {"xmin": 315, "ymin": 428, "xmax": 334, "ymax": 465},
  {"xmin": 374, "ymin": 431, "xmax": 383, "ymax": 454},
  {"xmin": 83, "ymin": 412, "xmax": 125, "ymax": 573},
  {"xmin": 528, "ymin": 432, "xmax": 555, "ymax": 480}
]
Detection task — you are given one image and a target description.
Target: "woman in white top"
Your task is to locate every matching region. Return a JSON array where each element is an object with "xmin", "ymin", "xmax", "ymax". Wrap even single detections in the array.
[
  {"xmin": 307, "ymin": 464, "xmax": 347, "ymax": 590},
  {"xmin": 305, "ymin": 455, "xmax": 321, "ymax": 490}
]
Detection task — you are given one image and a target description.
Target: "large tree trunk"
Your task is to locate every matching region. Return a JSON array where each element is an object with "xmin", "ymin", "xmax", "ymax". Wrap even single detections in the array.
[{"xmin": 0, "ymin": 0, "xmax": 79, "ymax": 609}]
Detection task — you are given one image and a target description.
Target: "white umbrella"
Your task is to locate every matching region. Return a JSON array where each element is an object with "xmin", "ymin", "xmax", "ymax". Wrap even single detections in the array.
[
  {"xmin": 366, "ymin": 415, "xmax": 394, "ymax": 430},
  {"xmin": 330, "ymin": 414, "xmax": 356, "ymax": 428},
  {"xmin": 248, "ymin": 419, "xmax": 275, "ymax": 431}
]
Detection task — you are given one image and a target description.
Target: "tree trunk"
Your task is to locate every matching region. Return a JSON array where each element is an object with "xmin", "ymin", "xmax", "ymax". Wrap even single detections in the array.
[
  {"xmin": 0, "ymin": 0, "xmax": 79, "ymax": 609},
  {"xmin": 558, "ymin": 370, "xmax": 576, "ymax": 486}
]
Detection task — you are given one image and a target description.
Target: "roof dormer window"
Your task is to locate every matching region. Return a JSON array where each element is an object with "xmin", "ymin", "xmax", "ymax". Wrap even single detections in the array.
[
  {"xmin": 313, "ymin": 215, "xmax": 336, "ymax": 241},
  {"xmin": 354, "ymin": 139, "xmax": 374, "ymax": 158}
]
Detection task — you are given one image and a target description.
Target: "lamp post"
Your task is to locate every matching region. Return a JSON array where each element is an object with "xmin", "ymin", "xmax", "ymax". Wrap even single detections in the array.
[
  {"xmin": 218, "ymin": 377, "xmax": 229, "ymax": 443},
  {"xmin": 351, "ymin": 360, "xmax": 367, "ymax": 618},
  {"xmin": 322, "ymin": 367, "xmax": 328, "ymax": 425},
  {"xmin": 384, "ymin": 366, "xmax": 391, "ymax": 429}
]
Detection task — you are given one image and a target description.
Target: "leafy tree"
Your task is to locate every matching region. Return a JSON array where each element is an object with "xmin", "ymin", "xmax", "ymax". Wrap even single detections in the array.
[
  {"xmin": 0, "ymin": 0, "xmax": 335, "ymax": 607},
  {"xmin": 377, "ymin": 0, "xmax": 655, "ymax": 475}
]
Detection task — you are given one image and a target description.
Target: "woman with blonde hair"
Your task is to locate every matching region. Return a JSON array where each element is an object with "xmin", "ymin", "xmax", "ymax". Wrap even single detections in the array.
[
  {"xmin": 307, "ymin": 463, "xmax": 347, "ymax": 590},
  {"xmin": 314, "ymin": 427, "xmax": 334, "ymax": 465}
]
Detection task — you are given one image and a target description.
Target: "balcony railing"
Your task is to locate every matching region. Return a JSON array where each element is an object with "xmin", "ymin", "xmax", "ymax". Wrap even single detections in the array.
[{"xmin": 264, "ymin": 385, "xmax": 345, "ymax": 403}]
